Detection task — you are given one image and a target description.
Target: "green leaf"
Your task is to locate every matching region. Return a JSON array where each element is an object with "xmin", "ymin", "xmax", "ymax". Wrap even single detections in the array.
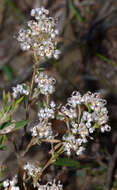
[
  {"xmin": 7, "ymin": 0, "xmax": 26, "ymax": 21},
  {"xmin": 8, "ymin": 96, "xmax": 24, "ymax": 111},
  {"xmin": 54, "ymin": 158, "xmax": 81, "ymax": 168},
  {"xmin": 2, "ymin": 64, "xmax": 15, "ymax": 81},
  {"xmin": 69, "ymin": 0, "xmax": 84, "ymax": 22},
  {"xmin": 15, "ymin": 120, "xmax": 29, "ymax": 130},
  {"xmin": 3, "ymin": 91, "xmax": 8, "ymax": 107},
  {"xmin": 0, "ymin": 135, "xmax": 6, "ymax": 145},
  {"xmin": 0, "ymin": 145, "xmax": 7, "ymax": 151},
  {"xmin": 97, "ymin": 53, "xmax": 117, "ymax": 68},
  {"xmin": 15, "ymin": 96, "xmax": 24, "ymax": 105}
]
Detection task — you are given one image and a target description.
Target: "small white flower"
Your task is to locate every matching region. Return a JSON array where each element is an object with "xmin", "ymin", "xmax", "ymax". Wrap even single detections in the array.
[
  {"xmin": 24, "ymin": 162, "xmax": 42, "ymax": 177},
  {"xmin": 38, "ymin": 180, "xmax": 63, "ymax": 190},
  {"xmin": 17, "ymin": 7, "xmax": 60, "ymax": 59},
  {"xmin": 63, "ymin": 134, "xmax": 85, "ymax": 156},
  {"xmin": 30, "ymin": 121, "xmax": 54, "ymax": 139},
  {"xmin": 10, "ymin": 175, "xmax": 18, "ymax": 186},
  {"xmin": 38, "ymin": 107, "xmax": 55, "ymax": 121},
  {"xmin": 12, "ymin": 84, "xmax": 29, "ymax": 98},
  {"xmin": 3, "ymin": 179, "xmax": 10, "ymax": 187},
  {"xmin": 35, "ymin": 72, "xmax": 56, "ymax": 95},
  {"xmin": 11, "ymin": 187, "xmax": 20, "ymax": 190},
  {"xmin": 76, "ymin": 146, "xmax": 85, "ymax": 156}
]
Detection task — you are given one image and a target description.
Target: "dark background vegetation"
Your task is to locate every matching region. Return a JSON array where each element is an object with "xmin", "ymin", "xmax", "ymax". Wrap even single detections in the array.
[{"xmin": 0, "ymin": 0, "xmax": 117, "ymax": 190}]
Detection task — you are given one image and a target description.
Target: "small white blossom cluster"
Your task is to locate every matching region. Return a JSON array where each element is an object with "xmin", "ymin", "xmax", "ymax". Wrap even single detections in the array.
[
  {"xmin": 17, "ymin": 7, "xmax": 60, "ymax": 59},
  {"xmin": 38, "ymin": 180, "xmax": 63, "ymax": 190},
  {"xmin": 31, "ymin": 101, "xmax": 56, "ymax": 139},
  {"xmin": 24, "ymin": 162, "xmax": 42, "ymax": 177},
  {"xmin": 38, "ymin": 106, "xmax": 55, "ymax": 121},
  {"xmin": 60, "ymin": 91, "xmax": 111, "ymax": 156},
  {"xmin": 38, "ymin": 100, "xmax": 56, "ymax": 121},
  {"xmin": 63, "ymin": 134, "xmax": 86, "ymax": 156},
  {"xmin": 35, "ymin": 72, "xmax": 56, "ymax": 95},
  {"xmin": 2, "ymin": 175, "xmax": 19, "ymax": 190},
  {"xmin": 12, "ymin": 84, "xmax": 29, "ymax": 98},
  {"xmin": 30, "ymin": 121, "xmax": 54, "ymax": 139}
]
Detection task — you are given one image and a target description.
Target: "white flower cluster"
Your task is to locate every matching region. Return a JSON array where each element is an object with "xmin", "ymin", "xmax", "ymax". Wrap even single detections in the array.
[
  {"xmin": 38, "ymin": 180, "xmax": 63, "ymax": 190},
  {"xmin": 38, "ymin": 100, "xmax": 55, "ymax": 121},
  {"xmin": 3, "ymin": 175, "xmax": 19, "ymax": 190},
  {"xmin": 35, "ymin": 72, "xmax": 56, "ymax": 95},
  {"xmin": 63, "ymin": 134, "xmax": 86, "ymax": 156},
  {"xmin": 38, "ymin": 107, "xmax": 55, "ymax": 121},
  {"xmin": 60, "ymin": 91, "xmax": 111, "ymax": 156},
  {"xmin": 30, "ymin": 121, "xmax": 54, "ymax": 139},
  {"xmin": 30, "ymin": 101, "xmax": 56, "ymax": 139},
  {"xmin": 31, "ymin": 74, "xmax": 56, "ymax": 139},
  {"xmin": 12, "ymin": 84, "xmax": 29, "ymax": 98},
  {"xmin": 24, "ymin": 162, "xmax": 42, "ymax": 177},
  {"xmin": 17, "ymin": 7, "xmax": 61, "ymax": 59}
]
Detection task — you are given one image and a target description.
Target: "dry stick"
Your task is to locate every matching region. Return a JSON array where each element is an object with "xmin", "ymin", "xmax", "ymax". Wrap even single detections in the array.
[
  {"xmin": 104, "ymin": 145, "xmax": 117, "ymax": 190},
  {"xmin": 37, "ymin": 145, "xmax": 64, "ymax": 181},
  {"xmin": 32, "ymin": 144, "xmax": 64, "ymax": 187}
]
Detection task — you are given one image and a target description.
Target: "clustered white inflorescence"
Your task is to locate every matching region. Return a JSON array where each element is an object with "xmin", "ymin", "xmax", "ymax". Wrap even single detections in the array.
[
  {"xmin": 24, "ymin": 162, "xmax": 42, "ymax": 177},
  {"xmin": 17, "ymin": 7, "xmax": 61, "ymax": 59},
  {"xmin": 60, "ymin": 91, "xmax": 111, "ymax": 156},
  {"xmin": 2, "ymin": 175, "xmax": 63, "ymax": 190},
  {"xmin": 35, "ymin": 72, "xmax": 56, "ymax": 95},
  {"xmin": 63, "ymin": 134, "xmax": 86, "ymax": 156},
  {"xmin": 3, "ymin": 175, "xmax": 19, "ymax": 190},
  {"xmin": 31, "ymin": 100, "xmax": 56, "ymax": 139},
  {"xmin": 38, "ymin": 180, "xmax": 63, "ymax": 190},
  {"xmin": 38, "ymin": 106, "xmax": 55, "ymax": 121},
  {"xmin": 30, "ymin": 121, "xmax": 54, "ymax": 139},
  {"xmin": 12, "ymin": 84, "xmax": 29, "ymax": 98}
]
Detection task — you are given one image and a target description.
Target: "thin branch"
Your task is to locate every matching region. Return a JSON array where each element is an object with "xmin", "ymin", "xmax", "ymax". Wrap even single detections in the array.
[{"xmin": 104, "ymin": 145, "xmax": 117, "ymax": 190}]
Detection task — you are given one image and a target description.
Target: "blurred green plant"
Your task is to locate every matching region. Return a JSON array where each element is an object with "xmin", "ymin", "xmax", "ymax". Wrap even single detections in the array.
[
  {"xmin": 2, "ymin": 64, "xmax": 15, "ymax": 81},
  {"xmin": 97, "ymin": 53, "xmax": 117, "ymax": 68},
  {"xmin": 68, "ymin": 0, "xmax": 84, "ymax": 22},
  {"xmin": 7, "ymin": 0, "xmax": 26, "ymax": 21},
  {"xmin": 54, "ymin": 157, "xmax": 81, "ymax": 168}
]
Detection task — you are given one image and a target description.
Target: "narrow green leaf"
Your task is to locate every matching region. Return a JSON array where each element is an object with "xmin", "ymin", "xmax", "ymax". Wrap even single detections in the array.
[
  {"xmin": 15, "ymin": 96, "xmax": 24, "ymax": 105},
  {"xmin": 7, "ymin": 0, "xmax": 25, "ymax": 21},
  {"xmin": 97, "ymin": 53, "xmax": 117, "ymax": 68},
  {"xmin": 15, "ymin": 120, "xmax": 29, "ymax": 130},
  {"xmin": 3, "ymin": 91, "xmax": 8, "ymax": 107},
  {"xmin": 69, "ymin": 0, "xmax": 84, "ymax": 22},
  {"xmin": 2, "ymin": 64, "xmax": 15, "ymax": 81},
  {"xmin": 0, "ymin": 135, "xmax": 6, "ymax": 145},
  {"xmin": 54, "ymin": 158, "xmax": 81, "ymax": 168}
]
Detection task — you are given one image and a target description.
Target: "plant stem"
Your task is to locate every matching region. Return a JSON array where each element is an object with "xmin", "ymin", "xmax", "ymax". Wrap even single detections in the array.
[
  {"xmin": 77, "ymin": 104, "xmax": 81, "ymax": 124},
  {"xmin": 29, "ymin": 52, "xmax": 39, "ymax": 102},
  {"xmin": 25, "ymin": 52, "xmax": 39, "ymax": 121},
  {"xmin": 36, "ymin": 145, "xmax": 64, "ymax": 181}
]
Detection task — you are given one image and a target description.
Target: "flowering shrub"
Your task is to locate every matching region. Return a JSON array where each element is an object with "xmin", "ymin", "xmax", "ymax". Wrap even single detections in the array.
[{"xmin": 0, "ymin": 7, "xmax": 111, "ymax": 190}]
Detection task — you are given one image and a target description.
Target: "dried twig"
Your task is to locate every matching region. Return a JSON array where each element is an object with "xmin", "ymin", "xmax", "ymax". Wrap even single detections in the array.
[{"xmin": 104, "ymin": 145, "xmax": 117, "ymax": 190}]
